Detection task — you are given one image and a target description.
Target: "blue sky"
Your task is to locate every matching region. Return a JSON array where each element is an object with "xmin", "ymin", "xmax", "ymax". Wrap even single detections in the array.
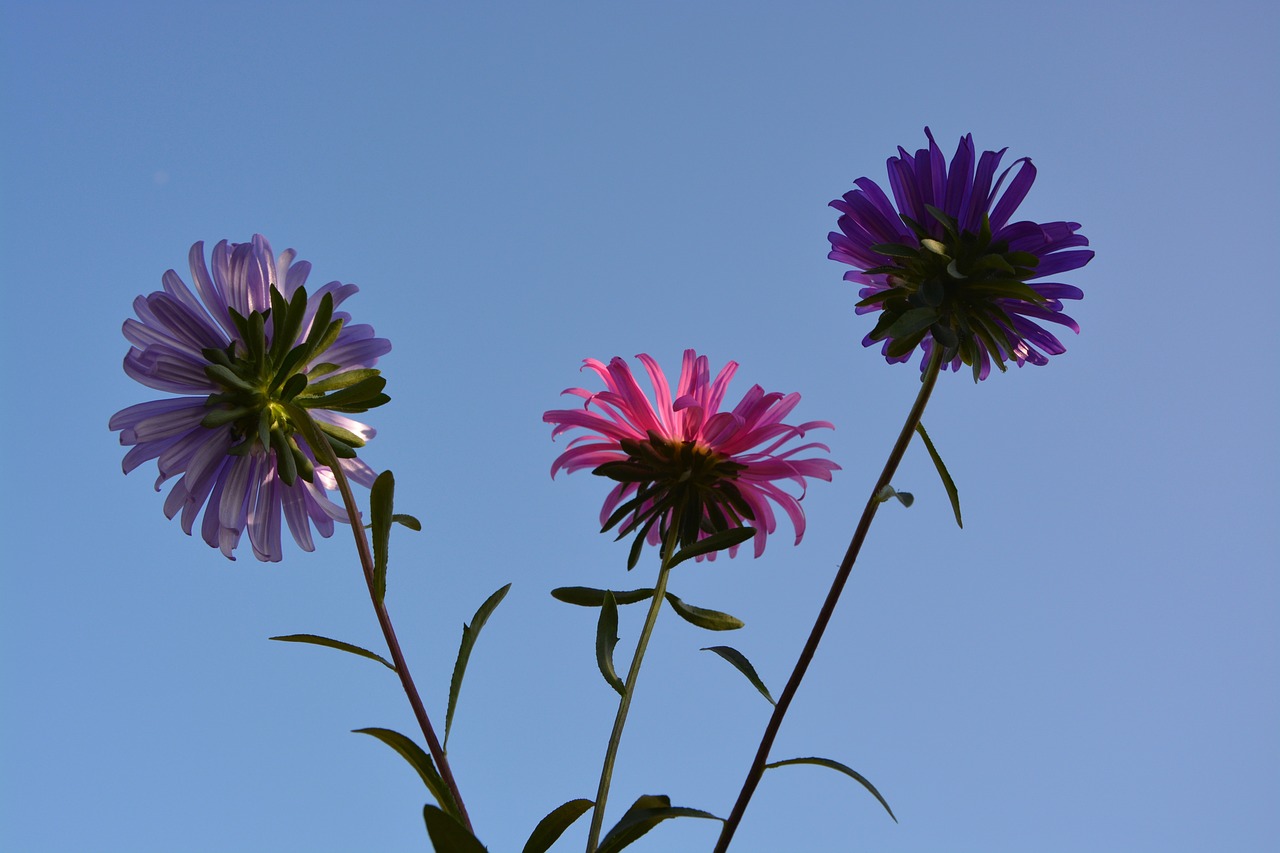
[{"xmin": 2, "ymin": 1, "xmax": 1277, "ymax": 851}]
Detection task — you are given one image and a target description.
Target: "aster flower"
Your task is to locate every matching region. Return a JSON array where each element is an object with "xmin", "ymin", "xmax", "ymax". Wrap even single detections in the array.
[
  {"xmin": 828, "ymin": 128, "xmax": 1094, "ymax": 380},
  {"xmin": 109, "ymin": 235, "xmax": 391, "ymax": 562},
  {"xmin": 544, "ymin": 350, "xmax": 838, "ymax": 567}
]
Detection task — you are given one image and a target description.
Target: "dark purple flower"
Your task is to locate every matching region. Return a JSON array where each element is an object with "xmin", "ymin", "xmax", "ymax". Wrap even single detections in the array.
[
  {"xmin": 109, "ymin": 236, "xmax": 391, "ymax": 562},
  {"xmin": 828, "ymin": 129, "xmax": 1093, "ymax": 380}
]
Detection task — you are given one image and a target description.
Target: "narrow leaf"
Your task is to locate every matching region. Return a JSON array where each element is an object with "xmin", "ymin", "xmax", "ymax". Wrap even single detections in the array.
[
  {"xmin": 445, "ymin": 583, "xmax": 512, "ymax": 748},
  {"xmin": 701, "ymin": 646, "xmax": 774, "ymax": 705},
  {"xmin": 370, "ymin": 470, "xmax": 395, "ymax": 601},
  {"xmin": 521, "ymin": 799, "xmax": 595, "ymax": 853},
  {"xmin": 354, "ymin": 728, "xmax": 459, "ymax": 819},
  {"xmin": 423, "ymin": 805, "xmax": 488, "ymax": 853},
  {"xmin": 915, "ymin": 421, "xmax": 962, "ymax": 528},
  {"xmin": 596, "ymin": 591, "xmax": 625, "ymax": 695},
  {"xmin": 667, "ymin": 527, "xmax": 757, "ymax": 568},
  {"xmin": 765, "ymin": 756, "xmax": 897, "ymax": 822},
  {"xmin": 596, "ymin": 794, "xmax": 722, "ymax": 853},
  {"xmin": 664, "ymin": 594, "xmax": 744, "ymax": 631},
  {"xmin": 269, "ymin": 634, "xmax": 395, "ymax": 671},
  {"xmin": 551, "ymin": 587, "xmax": 655, "ymax": 607},
  {"xmin": 394, "ymin": 513, "xmax": 422, "ymax": 530}
]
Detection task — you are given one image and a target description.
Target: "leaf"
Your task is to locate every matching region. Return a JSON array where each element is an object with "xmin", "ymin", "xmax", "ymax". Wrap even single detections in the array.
[
  {"xmin": 445, "ymin": 583, "xmax": 511, "ymax": 749},
  {"xmin": 667, "ymin": 527, "xmax": 757, "ymax": 568},
  {"xmin": 874, "ymin": 485, "xmax": 914, "ymax": 508},
  {"xmin": 521, "ymin": 799, "xmax": 595, "ymax": 853},
  {"xmin": 393, "ymin": 513, "xmax": 422, "ymax": 530},
  {"xmin": 551, "ymin": 587, "xmax": 655, "ymax": 607},
  {"xmin": 885, "ymin": 306, "xmax": 942, "ymax": 340},
  {"xmin": 701, "ymin": 646, "xmax": 775, "ymax": 705},
  {"xmin": 423, "ymin": 804, "xmax": 488, "ymax": 853},
  {"xmin": 596, "ymin": 794, "xmax": 722, "ymax": 853},
  {"xmin": 269, "ymin": 634, "xmax": 395, "ymax": 671},
  {"xmin": 915, "ymin": 421, "xmax": 962, "ymax": 528},
  {"xmin": 765, "ymin": 756, "xmax": 897, "ymax": 822},
  {"xmin": 369, "ymin": 470, "xmax": 395, "ymax": 601},
  {"xmin": 596, "ymin": 591, "xmax": 625, "ymax": 695},
  {"xmin": 354, "ymin": 728, "xmax": 459, "ymax": 819},
  {"xmin": 664, "ymin": 593, "xmax": 744, "ymax": 631}
]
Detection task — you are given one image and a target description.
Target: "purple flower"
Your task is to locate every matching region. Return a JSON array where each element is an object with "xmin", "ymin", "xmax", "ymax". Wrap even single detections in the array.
[
  {"xmin": 109, "ymin": 236, "xmax": 391, "ymax": 562},
  {"xmin": 828, "ymin": 128, "xmax": 1093, "ymax": 380},
  {"xmin": 544, "ymin": 350, "xmax": 838, "ymax": 566}
]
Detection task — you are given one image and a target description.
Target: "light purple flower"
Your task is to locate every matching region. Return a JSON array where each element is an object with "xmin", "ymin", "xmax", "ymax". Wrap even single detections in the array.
[
  {"xmin": 544, "ymin": 350, "xmax": 838, "ymax": 565},
  {"xmin": 110, "ymin": 235, "xmax": 391, "ymax": 562},
  {"xmin": 828, "ymin": 128, "xmax": 1093, "ymax": 380}
]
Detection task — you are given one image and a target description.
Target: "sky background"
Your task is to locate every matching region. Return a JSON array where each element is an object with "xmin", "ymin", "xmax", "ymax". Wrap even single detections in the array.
[{"xmin": 2, "ymin": 1, "xmax": 1277, "ymax": 851}]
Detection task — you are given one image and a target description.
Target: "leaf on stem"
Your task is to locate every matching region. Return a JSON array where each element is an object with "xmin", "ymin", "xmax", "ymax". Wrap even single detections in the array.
[
  {"xmin": 445, "ymin": 583, "xmax": 512, "ymax": 749},
  {"xmin": 664, "ymin": 594, "xmax": 744, "ymax": 631},
  {"xmin": 551, "ymin": 587, "xmax": 655, "ymax": 607},
  {"xmin": 423, "ymin": 804, "xmax": 488, "ymax": 852},
  {"xmin": 521, "ymin": 798, "xmax": 594, "ymax": 853},
  {"xmin": 667, "ymin": 527, "xmax": 757, "ymax": 568},
  {"xmin": 354, "ymin": 727, "xmax": 461, "ymax": 820},
  {"xmin": 914, "ymin": 421, "xmax": 963, "ymax": 528},
  {"xmin": 701, "ymin": 646, "xmax": 774, "ymax": 705},
  {"xmin": 764, "ymin": 756, "xmax": 897, "ymax": 822},
  {"xmin": 874, "ymin": 484, "xmax": 914, "ymax": 508},
  {"xmin": 596, "ymin": 794, "xmax": 723, "ymax": 853},
  {"xmin": 369, "ymin": 470, "xmax": 395, "ymax": 601},
  {"xmin": 268, "ymin": 634, "xmax": 395, "ymax": 671},
  {"xmin": 596, "ymin": 591, "xmax": 626, "ymax": 695}
]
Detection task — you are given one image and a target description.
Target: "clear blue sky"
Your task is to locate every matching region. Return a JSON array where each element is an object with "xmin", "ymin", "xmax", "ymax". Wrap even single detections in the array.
[{"xmin": 3, "ymin": 2, "xmax": 1277, "ymax": 851}]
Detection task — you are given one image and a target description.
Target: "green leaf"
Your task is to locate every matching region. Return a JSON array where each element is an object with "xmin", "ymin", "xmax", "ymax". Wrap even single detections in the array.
[
  {"xmin": 354, "ymin": 728, "xmax": 459, "ymax": 819},
  {"xmin": 701, "ymin": 645, "xmax": 775, "ymax": 705},
  {"xmin": 521, "ymin": 799, "xmax": 595, "ymax": 853},
  {"xmin": 664, "ymin": 594, "xmax": 744, "ymax": 631},
  {"xmin": 369, "ymin": 470, "xmax": 395, "ymax": 602},
  {"xmin": 445, "ymin": 583, "xmax": 511, "ymax": 749},
  {"xmin": 423, "ymin": 804, "xmax": 488, "ymax": 853},
  {"xmin": 667, "ymin": 527, "xmax": 757, "ymax": 568},
  {"xmin": 596, "ymin": 591, "xmax": 625, "ymax": 695},
  {"xmin": 765, "ymin": 756, "xmax": 897, "ymax": 822},
  {"xmin": 915, "ymin": 421, "xmax": 962, "ymax": 528},
  {"xmin": 596, "ymin": 794, "xmax": 723, "ymax": 853},
  {"xmin": 874, "ymin": 485, "xmax": 914, "ymax": 508},
  {"xmin": 393, "ymin": 513, "xmax": 423, "ymax": 531},
  {"xmin": 269, "ymin": 633, "xmax": 395, "ymax": 671},
  {"xmin": 551, "ymin": 587, "xmax": 655, "ymax": 607}
]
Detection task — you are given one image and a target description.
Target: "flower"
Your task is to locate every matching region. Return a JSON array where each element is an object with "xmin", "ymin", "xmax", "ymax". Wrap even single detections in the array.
[
  {"xmin": 544, "ymin": 350, "xmax": 838, "ymax": 566},
  {"xmin": 828, "ymin": 128, "xmax": 1093, "ymax": 380},
  {"xmin": 109, "ymin": 235, "xmax": 391, "ymax": 562}
]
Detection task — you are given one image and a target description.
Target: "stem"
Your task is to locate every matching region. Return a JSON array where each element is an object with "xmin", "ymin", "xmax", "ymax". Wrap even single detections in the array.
[
  {"xmin": 584, "ymin": 526, "xmax": 681, "ymax": 852},
  {"xmin": 296, "ymin": 413, "xmax": 474, "ymax": 833},
  {"xmin": 713, "ymin": 347, "xmax": 945, "ymax": 852}
]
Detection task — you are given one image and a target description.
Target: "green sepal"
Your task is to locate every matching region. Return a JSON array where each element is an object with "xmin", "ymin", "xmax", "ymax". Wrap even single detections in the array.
[
  {"xmin": 306, "ymin": 374, "xmax": 387, "ymax": 411},
  {"xmin": 279, "ymin": 372, "xmax": 308, "ymax": 401},
  {"xmin": 596, "ymin": 794, "xmax": 723, "ymax": 853},
  {"xmin": 924, "ymin": 204, "xmax": 959, "ymax": 239},
  {"xmin": 354, "ymin": 728, "xmax": 460, "ymax": 819},
  {"xmin": 313, "ymin": 418, "xmax": 365, "ymax": 449},
  {"xmin": 884, "ymin": 327, "xmax": 931, "ymax": 359},
  {"xmin": 914, "ymin": 422, "xmax": 962, "ymax": 528},
  {"xmin": 764, "ymin": 756, "xmax": 897, "ymax": 822},
  {"xmin": 918, "ymin": 238, "xmax": 950, "ymax": 257},
  {"xmin": 551, "ymin": 587, "xmax": 655, "ymax": 607},
  {"xmin": 869, "ymin": 241, "xmax": 918, "ymax": 259},
  {"xmin": 445, "ymin": 583, "xmax": 511, "ymax": 749},
  {"xmin": 302, "ymin": 367, "xmax": 383, "ymax": 395},
  {"xmin": 269, "ymin": 633, "xmax": 396, "ymax": 670},
  {"xmin": 667, "ymin": 526, "xmax": 756, "ymax": 568},
  {"xmin": 596, "ymin": 591, "xmax": 625, "ymax": 695},
  {"xmin": 664, "ymin": 593, "xmax": 744, "ymax": 631},
  {"xmin": 370, "ymin": 470, "xmax": 395, "ymax": 602},
  {"xmin": 423, "ymin": 804, "xmax": 488, "ymax": 853},
  {"xmin": 203, "ymin": 363, "xmax": 258, "ymax": 394},
  {"xmin": 965, "ymin": 278, "xmax": 1048, "ymax": 304},
  {"xmin": 626, "ymin": 515, "xmax": 659, "ymax": 570},
  {"xmin": 853, "ymin": 287, "xmax": 907, "ymax": 309},
  {"xmin": 885, "ymin": 307, "xmax": 941, "ymax": 342},
  {"xmin": 701, "ymin": 645, "xmax": 775, "ymax": 705},
  {"xmin": 521, "ymin": 799, "xmax": 594, "ymax": 853},
  {"xmin": 200, "ymin": 405, "xmax": 254, "ymax": 428},
  {"xmin": 271, "ymin": 430, "xmax": 298, "ymax": 486}
]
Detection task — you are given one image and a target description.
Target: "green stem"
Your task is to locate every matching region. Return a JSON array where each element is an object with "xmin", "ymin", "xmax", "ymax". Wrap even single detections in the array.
[
  {"xmin": 712, "ymin": 347, "xmax": 945, "ymax": 852},
  {"xmin": 584, "ymin": 526, "xmax": 682, "ymax": 852},
  {"xmin": 293, "ymin": 412, "xmax": 474, "ymax": 833}
]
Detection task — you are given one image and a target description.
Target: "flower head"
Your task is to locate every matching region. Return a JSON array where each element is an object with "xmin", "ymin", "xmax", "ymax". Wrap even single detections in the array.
[
  {"xmin": 544, "ymin": 350, "xmax": 838, "ymax": 567},
  {"xmin": 109, "ymin": 235, "xmax": 391, "ymax": 562},
  {"xmin": 828, "ymin": 128, "xmax": 1093, "ymax": 380}
]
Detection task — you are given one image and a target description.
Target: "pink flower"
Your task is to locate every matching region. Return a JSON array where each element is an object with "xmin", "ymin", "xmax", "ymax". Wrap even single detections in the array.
[{"xmin": 544, "ymin": 350, "xmax": 838, "ymax": 565}]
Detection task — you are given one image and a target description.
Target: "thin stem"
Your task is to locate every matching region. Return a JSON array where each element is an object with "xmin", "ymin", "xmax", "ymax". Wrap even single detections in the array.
[
  {"xmin": 295, "ymin": 413, "xmax": 474, "ymax": 833},
  {"xmin": 584, "ymin": 526, "xmax": 682, "ymax": 852},
  {"xmin": 713, "ymin": 347, "xmax": 945, "ymax": 852}
]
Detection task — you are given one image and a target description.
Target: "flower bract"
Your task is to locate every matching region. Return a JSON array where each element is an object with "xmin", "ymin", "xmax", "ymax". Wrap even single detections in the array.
[
  {"xmin": 109, "ymin": 235, "xmax": 391, "ymax": 562},
  {"xmin": 828, "ymin": 128, "xmax": 1094, "ymax": 380},
  {"xmin": 544, "ymin": 350, "xmax": 838, "ymax": 567}
]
